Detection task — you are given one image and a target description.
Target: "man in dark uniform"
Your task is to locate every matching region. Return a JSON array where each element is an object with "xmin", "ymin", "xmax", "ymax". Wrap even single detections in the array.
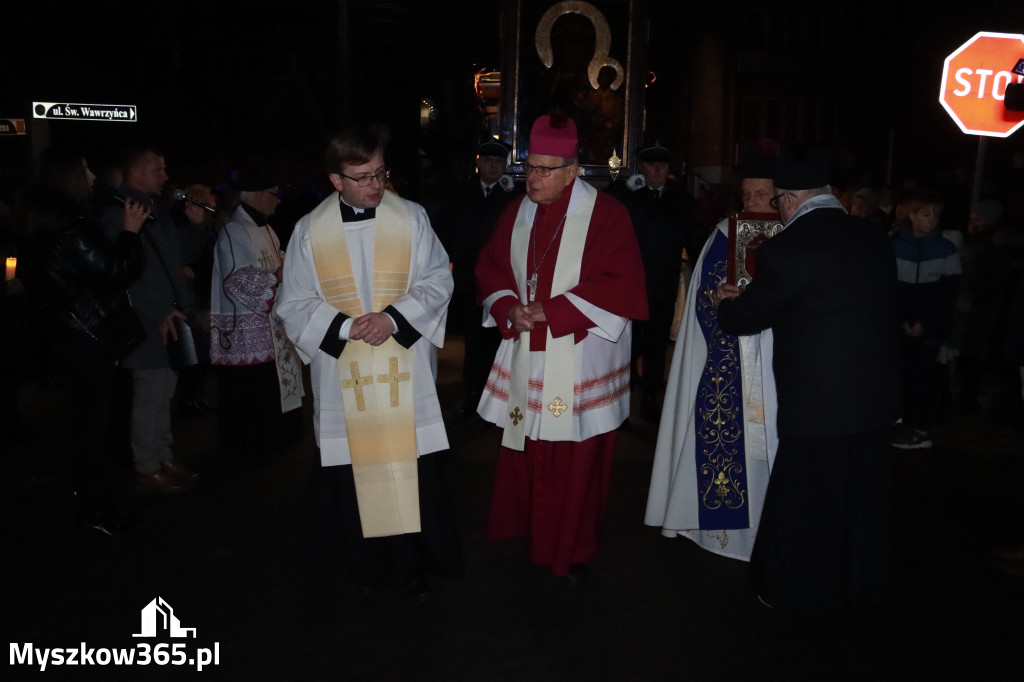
[
  {"xmin": 439, "ymin": 139, "xmax": 522, "ymax": 419},
  {"xmin": 713, "ymin": 145, "xmax": 902, "ymax": 620},
  {"xmin": 617, "ymin": 141, "xmax": 701, "ymax": 419}
]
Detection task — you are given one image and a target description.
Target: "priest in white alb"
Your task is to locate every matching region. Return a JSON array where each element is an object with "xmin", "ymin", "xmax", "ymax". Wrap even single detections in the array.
[
  {"xmin": 644, "ymin": 147, "xmax": 781, "ymax": 561},
  {"xmin": 476, "ymin": 114, "xmax": 648, "ymax": 581},
  {"xmin": 276, "ymin": 127, "xmax": 463, "ymax": 597}
]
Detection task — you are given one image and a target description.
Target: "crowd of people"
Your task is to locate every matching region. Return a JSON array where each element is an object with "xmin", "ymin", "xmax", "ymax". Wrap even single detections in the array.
[{"xmin": 1, "ymin": 115, "xmax": 1023, "ymax": 616}]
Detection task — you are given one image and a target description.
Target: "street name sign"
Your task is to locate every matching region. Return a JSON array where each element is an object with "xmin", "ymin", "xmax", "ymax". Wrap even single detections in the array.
[
  {"xmin": 0, "ymin": 118, "xmax": 27, "ymax": 135},
  {"xmin": 32, "ymin": 102, "xmax": 137, "ymax": 123}
]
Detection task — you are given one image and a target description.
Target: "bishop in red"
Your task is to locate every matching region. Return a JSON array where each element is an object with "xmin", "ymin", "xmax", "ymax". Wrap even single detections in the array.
[{"xmin": 475, "ymin": 114, "xmax": 648, "ymax": 577}]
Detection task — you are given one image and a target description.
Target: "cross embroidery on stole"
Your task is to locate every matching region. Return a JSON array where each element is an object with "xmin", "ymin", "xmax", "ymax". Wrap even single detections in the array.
[
  {"xmin": 547, "ymin": 397, "xmax": 568, "ymax": 417},
  {"xmin": 377, "ymin": 356, "xmax": 411, "ymax": 407},
  {"xmin": 341, "ymin": 361, "xmax": 373, "ymax": 411}
]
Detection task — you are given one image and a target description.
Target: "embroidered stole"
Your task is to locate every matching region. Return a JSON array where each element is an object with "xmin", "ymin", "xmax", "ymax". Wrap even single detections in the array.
[
  {"xmin": 309, "ymin": 192, "xmax": 420, "ymax": 538},
  {"xmin": 694, "ymin": 230, "xmax": 750, "ymax": 529},
  {"xmin": 502, "ymin": 181, "xmax": 597, "ymax": 450},
  {"xmin": 261, "ymin": 224, "xmax": 304, "ymax": 414},
  {"xmin": 270, "ymin": 311, "xmax": 304, "ymax": 413}
]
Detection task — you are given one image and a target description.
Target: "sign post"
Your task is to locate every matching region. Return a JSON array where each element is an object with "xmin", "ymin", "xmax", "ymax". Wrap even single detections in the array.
[{"xmin": 939, "ymin": 31, "xmax": 1024, "ymax": 207}]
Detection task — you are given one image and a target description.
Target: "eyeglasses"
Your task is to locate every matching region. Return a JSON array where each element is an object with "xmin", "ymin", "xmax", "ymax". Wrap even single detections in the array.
[
  {"xmin": 262, "ymin": 189, "xmax": 283, "ymax": 198},
  {"xmin": 339, "ymin": 168, "xmax": 391, "ymax": 187},
  {"xmin": 769, "ymin": 193, "xmax": 790, "ymax": 209},
  {"xmin": 523, "ymin": 162, "xmax": 572, "ymax": 178}
]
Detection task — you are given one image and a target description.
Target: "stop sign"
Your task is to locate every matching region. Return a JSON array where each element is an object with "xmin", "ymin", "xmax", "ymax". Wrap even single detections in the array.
[{"xmin": 939, "ymin": 31, "xmax": 1024, "ymax": 138}]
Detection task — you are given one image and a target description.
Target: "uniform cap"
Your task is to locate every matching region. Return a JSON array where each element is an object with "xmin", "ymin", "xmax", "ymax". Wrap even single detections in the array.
[
  {"xmin": 477, "ymin": 139, "xmax": 511, "ymax": 157},
  {"xmin": 637, "ymin": 140, "xmax": 671, "ymax": 163}
]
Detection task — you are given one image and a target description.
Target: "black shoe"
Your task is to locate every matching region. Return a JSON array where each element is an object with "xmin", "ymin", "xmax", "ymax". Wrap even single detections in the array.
[
  {"xmin": 134, "ymin": 470, "xmax": 190, "ymax": 493},
  {"xmin": 78, "ymin": 509, "xmax": 132, "ymax": 536},
  {"xmin": 891, "ymin": 427, "xmax": 933, "ymax": 450},
  {"xmin": 355, "ymin": 584, "xmax": 380, "ymax": 600},
  {"xmin": 179, "ymin": 399, "xmax": 205, "ymax": 417},
  {"xmin": 562, "ymin": 563, "xmax": 591, "ymax": 588},
  {"xmin": 405, "ymin": 572, "xmax": 433, "ymax": 603}
]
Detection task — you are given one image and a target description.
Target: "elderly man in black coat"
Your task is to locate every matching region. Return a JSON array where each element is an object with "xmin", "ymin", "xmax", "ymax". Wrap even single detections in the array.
[{"xmin": 713, "ymin": 145, "xmax": 902, "ymax": 621}]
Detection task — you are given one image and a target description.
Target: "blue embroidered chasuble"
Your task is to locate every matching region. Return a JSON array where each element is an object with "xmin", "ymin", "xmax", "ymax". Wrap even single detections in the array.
[{"xmin": 694, "ymin": 231, "xmax": 750, "ymax": 529}]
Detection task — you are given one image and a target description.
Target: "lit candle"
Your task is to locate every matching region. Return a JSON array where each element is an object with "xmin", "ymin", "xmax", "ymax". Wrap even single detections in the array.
[{"xmin": 4, "ymin": 257, "xmax": 15, "ymax": 281}]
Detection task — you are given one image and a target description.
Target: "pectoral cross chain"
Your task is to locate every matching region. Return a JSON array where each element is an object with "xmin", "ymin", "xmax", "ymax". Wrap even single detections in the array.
[{"xmin": 527, "ymin": 212, "xmax": 567, "ymax": 303}]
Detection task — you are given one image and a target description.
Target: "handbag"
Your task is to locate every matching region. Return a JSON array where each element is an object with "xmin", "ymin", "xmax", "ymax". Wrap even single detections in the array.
[{"xmin": 71, "ymin": 294, "xmax": 147, "ymax": 361}]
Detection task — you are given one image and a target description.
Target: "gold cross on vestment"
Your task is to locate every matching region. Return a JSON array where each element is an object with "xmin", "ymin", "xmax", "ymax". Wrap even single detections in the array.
[
  {"xmin": 509, "ymin": 406, "xmax": 524, "ymax": 426},
  {"xmin": 341, "ymin": 361, "xmax": 373, "ymax": 411},
  {"xmin": 377, "ymin": 356, "xmax": 411, "ymax": 407},
  {"xmin": 547, "ymin": 397, "xmax": 568, "ymax": 417}
]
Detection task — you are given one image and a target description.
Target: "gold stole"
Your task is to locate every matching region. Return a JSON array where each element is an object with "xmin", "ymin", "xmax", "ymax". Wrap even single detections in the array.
[
  {"xmin": 502, "ymin": 181, "xmax": 596, "ymax": 450},
  {"xmin": 309, "ymin": 191, "xmax": 420, "ymax": 538}
]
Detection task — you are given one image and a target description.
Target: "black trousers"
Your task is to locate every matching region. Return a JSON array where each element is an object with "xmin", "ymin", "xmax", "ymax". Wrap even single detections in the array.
[
  {"xmin": 750, "ymin": 427, "xmax": 894, "ymax": 620},
  {"xmin": 900, "ymin": 336, "xmax": 942, "ymax": 430},
  {"xmin": 461, "ymin": 318, "xmax": 501, "ymax": 410},
  {"xmin": 216, "ymin": 363, "xmax": 302, "ymax": 457},
  {"xmin": 50, "ymin": 332, "xmax": 118, "ymax": 511},
  {"xmin": 634, "ymin": 299, "xmax": 675, "ymax": 397},
  {"xmin": 309, "ymin": 451, "xmax": 465, "ymax": 588}
]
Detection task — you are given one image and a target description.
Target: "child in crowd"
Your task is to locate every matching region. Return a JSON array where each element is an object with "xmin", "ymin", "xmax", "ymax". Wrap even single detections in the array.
[{"xmin": 890, "ymin": 190, "xmax": 962, "ymax": 449}]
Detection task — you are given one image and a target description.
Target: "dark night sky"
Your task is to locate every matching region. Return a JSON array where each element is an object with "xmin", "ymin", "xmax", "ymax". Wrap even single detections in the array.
[
  {"xmin": 2, "ymin": 1, "xmax": 1023, "ymax": 199},
  {"xmin": 1, "ymin": 1, "xmax": 504, "ymax": 189}
]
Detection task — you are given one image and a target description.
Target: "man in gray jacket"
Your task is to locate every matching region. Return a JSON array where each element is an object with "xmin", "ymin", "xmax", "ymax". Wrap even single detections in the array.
[{"xmin": 102, "ymin": 146, "xmax": 207, "ymax": 492}]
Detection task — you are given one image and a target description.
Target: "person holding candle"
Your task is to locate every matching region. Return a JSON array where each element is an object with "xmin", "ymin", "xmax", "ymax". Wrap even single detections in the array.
[{"xmin": 1, "ymin": 200, "xmax": 28, "ymax": 444}]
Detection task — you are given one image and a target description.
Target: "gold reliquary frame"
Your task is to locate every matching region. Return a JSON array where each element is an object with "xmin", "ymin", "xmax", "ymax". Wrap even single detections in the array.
[{"xmin": 499, "ymin": 0, "xmax": 648, "ymax": 182}]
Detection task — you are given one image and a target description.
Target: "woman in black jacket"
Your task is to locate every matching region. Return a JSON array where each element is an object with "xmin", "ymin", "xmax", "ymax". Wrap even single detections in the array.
[{"xmin": 23, "ymin": 147, "xmax": 151, "ymax": 535}]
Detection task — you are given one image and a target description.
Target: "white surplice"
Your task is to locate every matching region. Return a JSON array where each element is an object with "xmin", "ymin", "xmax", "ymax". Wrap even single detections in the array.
[
  {"xmin": 644, "ymin": 218, "xmax": 779, "ymax": 561},
  {"xmin": 475, "ymin": 180, "xmax": 634, "ymax": 442},
  {"xmin": 275, "ymin": 192, "xmax": 452, "ymax": 466}
]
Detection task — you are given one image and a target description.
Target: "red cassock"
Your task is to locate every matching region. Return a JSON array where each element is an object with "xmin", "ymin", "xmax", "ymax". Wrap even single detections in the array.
[{"xmin": 475, "ymin": 180, "xmax": 648, "ymax": 575}]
